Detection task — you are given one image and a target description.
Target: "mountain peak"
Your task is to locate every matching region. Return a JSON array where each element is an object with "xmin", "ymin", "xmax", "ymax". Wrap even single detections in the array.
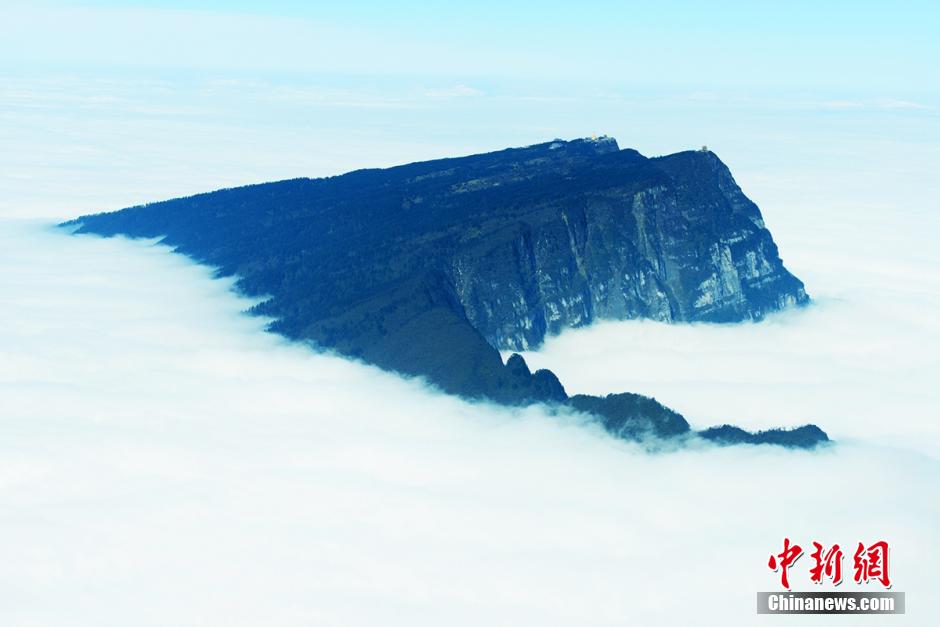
[
  {"xmin": 527, "ymin": 135, "xmax": 621, "ymax": 156},
  {"xmin": 66, "ymin": 138, "xmax": 819, "ymax": 447}
]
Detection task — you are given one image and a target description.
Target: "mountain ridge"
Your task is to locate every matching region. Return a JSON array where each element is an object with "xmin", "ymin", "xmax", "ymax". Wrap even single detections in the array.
[{"xmin": 65, "ymin": 137, "xmax": 825, "ymax": 448}]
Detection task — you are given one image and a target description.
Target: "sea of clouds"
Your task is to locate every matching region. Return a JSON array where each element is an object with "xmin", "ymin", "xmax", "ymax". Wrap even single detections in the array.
[
  {"xmin": 0, "ymin": 205, "xmax": 937, "ymax": 627},
  {"xmin": 2, "ymin": 75, "xmax": 939, "ymax": 625},
  {"xmin": 2, "ymin": 3, "xmax": 937, "ymax": 623}
]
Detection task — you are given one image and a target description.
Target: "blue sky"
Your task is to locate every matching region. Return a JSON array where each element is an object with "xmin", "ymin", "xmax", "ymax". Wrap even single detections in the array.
[
  {"xmin": 5, "ymin": 1, "xmax": 939, "ymax": 90},
  {"xmin": 1, "ymin": 1, "xmax": 937, "ymax": 218}
]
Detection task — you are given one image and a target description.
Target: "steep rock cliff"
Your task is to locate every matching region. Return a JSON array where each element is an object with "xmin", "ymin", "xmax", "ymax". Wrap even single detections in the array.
[
  {"xmin": 447, "ymin": 143, "xmax": 807, "ymax": 350},
  {"xmin": 66, "ymin": 137, "xmax": 822, "ymax": 447}
]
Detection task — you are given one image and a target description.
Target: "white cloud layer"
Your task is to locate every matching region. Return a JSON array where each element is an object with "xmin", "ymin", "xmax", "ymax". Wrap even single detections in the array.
[{"xmin": 0, "ymin": 218, "xmax": 937, "ymax": 626}]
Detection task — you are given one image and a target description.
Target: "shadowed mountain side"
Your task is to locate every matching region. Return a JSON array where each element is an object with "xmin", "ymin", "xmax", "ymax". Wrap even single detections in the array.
[
  {"xmin": 568, "ymin": 393, "xmax": 691, "ymax": 439},
  {"xmin": 66, "ymin": 137, "xmax": 825, "ymax": 448},
  {"xmin": 700, "ymin": 424, "xmax": 831, "ymax": 448}
]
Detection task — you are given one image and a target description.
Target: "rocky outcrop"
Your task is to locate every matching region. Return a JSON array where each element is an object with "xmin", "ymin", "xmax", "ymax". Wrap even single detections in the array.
[
  {"xmin": 447, "ymin": 144, "xmax": 808, "ymax": 351},
  {"xmin": 568, "ymin": 393, "xmax": 691, "ymax": 439},
  {"xmin": 700, "ymin": 424, "xmax": 830, "ymax": 448},
  {"xmin": 65, "ymin": 137, "xmax": 823, "ymax": 448}
]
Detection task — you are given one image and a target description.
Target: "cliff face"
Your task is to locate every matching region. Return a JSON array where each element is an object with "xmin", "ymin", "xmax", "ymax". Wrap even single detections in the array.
[
  {"xmin": 447, "ymin": 144, "xmax": 807, "ymax": 351},
  {"xmin": 66, "ymin": 137, "xmax": 822, "ymax": 447}
]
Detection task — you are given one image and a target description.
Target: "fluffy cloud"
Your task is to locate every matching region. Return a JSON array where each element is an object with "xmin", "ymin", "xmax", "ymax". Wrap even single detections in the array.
[{"xmin": 0, "ymin": 220, "xmax": 936, "ymax": 626}]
